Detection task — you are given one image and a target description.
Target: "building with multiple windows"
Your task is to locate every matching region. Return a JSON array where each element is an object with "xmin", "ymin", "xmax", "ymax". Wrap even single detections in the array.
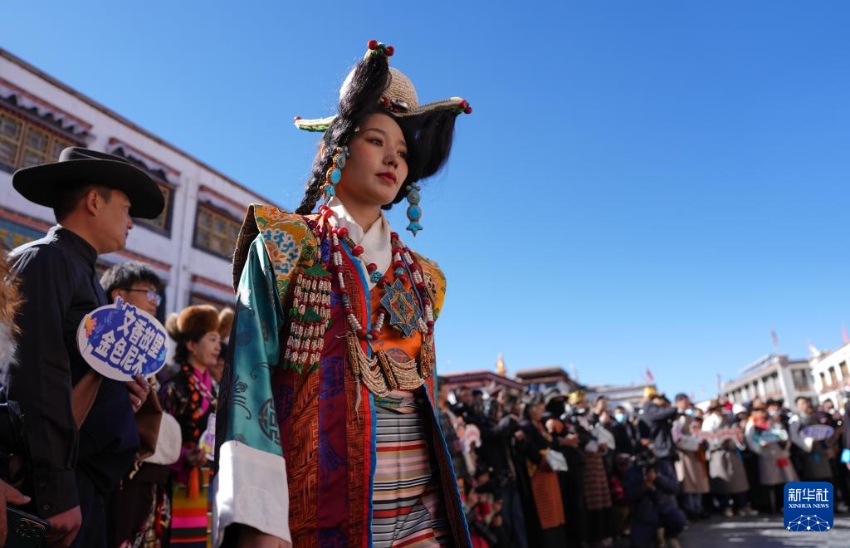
[
  {"xmin": 585, "ymin": 382, "xmax": 657, "ymax": 409},
  {"xmin": 722, "ymin": 353, "xmax": 816, "ymax": 406},
  {"xmin": 809, "ymin": 342, "xmax": 850, "ymax": 406},
  {"xmin": 0, "ymin": 48, "xmax": 281, "ymax": 317}
]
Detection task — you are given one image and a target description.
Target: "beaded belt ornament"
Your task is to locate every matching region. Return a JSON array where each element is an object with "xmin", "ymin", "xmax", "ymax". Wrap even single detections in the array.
[
  {"xmin": 345, "ymin": 331, "xmax": 435, "ymax": 397},
  {"xmin": 315, "ymin": 205, "xmax": 436, "ymax": 396}
]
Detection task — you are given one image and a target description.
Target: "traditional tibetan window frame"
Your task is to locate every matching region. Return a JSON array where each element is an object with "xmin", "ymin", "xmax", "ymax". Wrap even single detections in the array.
[
  {"xmin": 192, "ymin": 201, "xmax": 242, "ymax": 261},
  {"xmin": 0, "ymin": 80, "xmax": 90, "ymax": 173},
  {"xmin": 0, "ymin": 105, "xmax": 81, "ymax": 173},
  {"xmin": 107, "ymin": 142, "xmax": 178, "ymax": 238}
]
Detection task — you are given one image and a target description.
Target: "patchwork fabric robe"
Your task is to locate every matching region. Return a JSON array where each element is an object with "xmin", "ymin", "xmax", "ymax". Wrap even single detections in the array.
[{"xmin": 213, "ymin": 205, "xmax": 470, "ymax": 547}]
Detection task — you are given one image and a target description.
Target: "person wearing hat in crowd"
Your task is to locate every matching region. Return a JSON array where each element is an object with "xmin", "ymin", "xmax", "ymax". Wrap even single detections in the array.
[
  {"xmin": 745, "ymin": 399, "xmax": 798, "ymax": 514},
  {"xmin": 702, "ymin": 398, "xmax": 754, "ymax": 518},
  {"xmin": 100, "ymin": 261, "xmax": 183, "ymax": 547},
  {"xmin": 788, "ymin": 396, "xmax": 834, "ymax": 482},
  {"xmin": 672, "ymin": 393, "xmax": 710, "ymax": 520},
  {"xmin": 1, "ymin": 148, "xmax": 164, "ymax": 547},
  {"xmin": 638, "ymin": 388, "xmax": 685, "ymax": 545},
  {"xmin": 212, "ymin": 40, "xmax": 471, "ymax": 547},
  {"xmin": 159, "ymin": 304, "xmax": 226, "ymax": 546},
  {"xmin": 567, "ymin": 389, "xmax": 614, "ymax": 546}
]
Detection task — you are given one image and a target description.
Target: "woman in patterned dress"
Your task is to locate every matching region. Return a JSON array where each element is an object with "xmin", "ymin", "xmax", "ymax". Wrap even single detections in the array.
[
  {"xmin": 212, "ymin": 40, "xmax": 471, "ymax": 547},
  {"xmin": 160, "ymin": 305, "xmax": 223, "ymax": 547}
]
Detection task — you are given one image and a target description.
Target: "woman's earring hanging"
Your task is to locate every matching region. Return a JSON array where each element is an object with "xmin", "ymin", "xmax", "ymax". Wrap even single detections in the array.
[
  {"xmin": 406, "ymin": 183, "xmax": 423, "ymax": 236},
  {"xmin": 323, "ymin": 146, "xmax": 350, "ymax": 202}
]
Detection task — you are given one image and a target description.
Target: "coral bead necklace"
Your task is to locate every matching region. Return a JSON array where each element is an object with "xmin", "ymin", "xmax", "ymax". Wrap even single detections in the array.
[
  {"xmin": 317, "ymin": 205, "xmax": 435, "ymax": 395},
  {"xmin": 318, "ymin": 205, "xmax": 434, "ymax": 342}
]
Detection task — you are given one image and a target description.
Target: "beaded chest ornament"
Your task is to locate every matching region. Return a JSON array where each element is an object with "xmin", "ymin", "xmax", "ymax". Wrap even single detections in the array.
[{"xmin": 317, "ymin": 204, "xmax": 435, "ymax": 396}]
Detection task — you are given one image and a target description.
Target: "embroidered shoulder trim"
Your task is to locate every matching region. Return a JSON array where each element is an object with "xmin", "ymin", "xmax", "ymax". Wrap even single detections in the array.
[
  {"xmin": 239, "ymin": 205, "xmax": 331, "ymax": 373},
  {"xmin": 412, "ymin": 252, "xmax": 447, "ymax": 320}
]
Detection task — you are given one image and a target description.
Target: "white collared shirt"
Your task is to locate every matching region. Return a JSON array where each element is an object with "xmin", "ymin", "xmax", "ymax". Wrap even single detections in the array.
[{"xmin": 329, "ymin": 200, "xmax": 392, "ymax": 290}]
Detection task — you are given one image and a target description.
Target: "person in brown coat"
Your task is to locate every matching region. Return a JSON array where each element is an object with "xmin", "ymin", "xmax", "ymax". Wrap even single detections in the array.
[{"xmin": 673, "ymin": 394, "xmax": 710, "ymax": 520}]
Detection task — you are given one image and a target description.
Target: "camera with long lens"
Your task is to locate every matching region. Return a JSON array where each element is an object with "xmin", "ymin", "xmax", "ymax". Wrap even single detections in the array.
[{"xmin": 634, "ymin": 446, "xmax": 657, "ymax": 470}]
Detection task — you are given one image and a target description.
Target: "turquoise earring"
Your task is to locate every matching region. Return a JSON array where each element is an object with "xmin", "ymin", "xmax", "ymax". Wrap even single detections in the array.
[
  {"xmin": 405, "ymin": 183, "xmax": 423, "ymax": 236},
  {"xmin": 323, "ymin": 146, "xmax": 350, "ymax": 201}
]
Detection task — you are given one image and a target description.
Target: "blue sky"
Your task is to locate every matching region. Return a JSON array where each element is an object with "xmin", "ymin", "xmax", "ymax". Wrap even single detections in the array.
[{"xmin": 4, "ymin": 1, "xmax": 849, "ymax": 401}]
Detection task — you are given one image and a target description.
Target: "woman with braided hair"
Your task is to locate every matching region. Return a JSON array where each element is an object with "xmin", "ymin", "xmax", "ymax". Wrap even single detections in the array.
[{"xmin": 213, "ymin": 40, "xmax": 471, "ymax": 547}]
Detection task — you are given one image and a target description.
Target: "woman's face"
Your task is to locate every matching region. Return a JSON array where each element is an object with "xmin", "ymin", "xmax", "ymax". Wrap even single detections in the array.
[
  {"xmin": 188, "ymin": 331, "xmax": 221, "ymax": 369},
  {"xmin": 337, "ymin": 112, "xmax": 409, "ymax": 209}
]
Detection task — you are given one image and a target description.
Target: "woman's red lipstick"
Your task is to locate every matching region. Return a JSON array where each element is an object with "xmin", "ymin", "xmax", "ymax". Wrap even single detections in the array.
[{"xmin": 377, "ymin": 172, "xmax": 397, "ymax": 184}]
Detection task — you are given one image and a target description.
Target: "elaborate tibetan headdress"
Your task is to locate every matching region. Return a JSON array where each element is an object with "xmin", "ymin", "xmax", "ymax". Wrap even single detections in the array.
[{"xmin": 294, "ymin": 40, "xmax": 471, "ymax": 214}]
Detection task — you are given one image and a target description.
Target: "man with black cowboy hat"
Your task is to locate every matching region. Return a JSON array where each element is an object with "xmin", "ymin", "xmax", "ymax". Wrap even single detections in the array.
[{"xmin": 1, "ymin": 148, "xmax": 164, "ymax": 547}]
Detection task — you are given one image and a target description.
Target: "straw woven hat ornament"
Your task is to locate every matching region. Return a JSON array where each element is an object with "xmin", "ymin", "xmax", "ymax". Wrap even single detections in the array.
[{"xmin": 294, "ymin": 40, "xmax": 472, "ymax": 133}]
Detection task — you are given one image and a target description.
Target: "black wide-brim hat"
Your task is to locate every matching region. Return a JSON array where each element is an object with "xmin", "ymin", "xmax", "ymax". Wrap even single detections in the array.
[{"xmin": 13, "ymin": 147, "xmax": 165, "ymax": 219}]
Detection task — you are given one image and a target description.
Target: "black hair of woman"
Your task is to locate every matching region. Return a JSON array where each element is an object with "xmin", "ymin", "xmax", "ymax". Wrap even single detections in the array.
[{"xmin": 295, "ymin": 42, "xmax": 464, "ymax": 215}]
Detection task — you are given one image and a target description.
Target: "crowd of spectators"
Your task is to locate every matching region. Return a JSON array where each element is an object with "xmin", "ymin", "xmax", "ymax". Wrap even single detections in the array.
[{"xmin": 439, "ymin": 379, "xmax": 850, "ymax": 548}]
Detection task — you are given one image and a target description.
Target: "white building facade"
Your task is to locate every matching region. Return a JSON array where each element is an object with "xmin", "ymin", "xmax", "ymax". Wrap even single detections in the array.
[
  {"xmin": 723, "ymin": 353, "xmax": 817, "ymax": 406},
  {"xmin": 809, "ymin": 343, "xmax": 850, "ymax": 406},
  {"xmin": 0, "ymin": 48, "xmax": 281, "ymax": 316}
]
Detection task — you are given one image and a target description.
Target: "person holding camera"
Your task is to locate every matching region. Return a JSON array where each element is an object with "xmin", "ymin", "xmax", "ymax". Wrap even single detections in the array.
[
  {"xmin": 478, "ymin": 393, "xmax": 528, "ymax": 548},
  {"xmin": 639, "ymin": 390, "xmax": 680, "ymax": 486},
  {"xmin": 623, "ymin": 449, "xmax": 686, "ymax": 548},
  {"xmin": 637, "ymin": 389, "xmax": 685, "ymax": 546}
]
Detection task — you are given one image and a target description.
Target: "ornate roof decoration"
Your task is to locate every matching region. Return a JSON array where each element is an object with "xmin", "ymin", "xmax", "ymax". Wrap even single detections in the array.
[
  {"xmin": 0, "ymin": 79, "xmax": 92, "ymax": 140},
  {"xmin": 106, "ymin": 138, "xmax": 180, "ymax": 186}
]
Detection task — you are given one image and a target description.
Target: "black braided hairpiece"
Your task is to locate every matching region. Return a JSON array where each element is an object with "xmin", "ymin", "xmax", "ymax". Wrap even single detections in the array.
[
  {"xmin": 295, "ymin": 46, "xmax": 392, "ymax": 215},
  {"xmin": 294, "ymin": 40, "xmax": 465, "ymax": 214}
]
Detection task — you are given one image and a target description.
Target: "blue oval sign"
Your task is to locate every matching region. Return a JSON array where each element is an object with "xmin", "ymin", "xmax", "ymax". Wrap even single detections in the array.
[
  {"xmin": 76, "ymin": 297, "xmax": 168, "ymax": 381},
  {"xmin": 801, "ymin": 425, "xmax": 834, "ymax": 441}
]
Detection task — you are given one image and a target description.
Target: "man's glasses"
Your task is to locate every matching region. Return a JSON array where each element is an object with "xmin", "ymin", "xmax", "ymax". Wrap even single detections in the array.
[{"xmin": 124, "ymin": 288, "xmax": 162, "ymax": 307}]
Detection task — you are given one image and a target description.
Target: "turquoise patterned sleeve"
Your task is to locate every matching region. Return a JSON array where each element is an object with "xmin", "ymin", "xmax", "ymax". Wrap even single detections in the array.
[{"xmin": 225, "ymin": 236, "xmax": 284, "ymax": 456}]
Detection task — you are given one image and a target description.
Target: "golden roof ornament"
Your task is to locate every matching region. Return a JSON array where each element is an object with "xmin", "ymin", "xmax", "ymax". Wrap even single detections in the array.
[{"xmin": 496, "ymin": 353, "xmax": 506, "ymax": 376}]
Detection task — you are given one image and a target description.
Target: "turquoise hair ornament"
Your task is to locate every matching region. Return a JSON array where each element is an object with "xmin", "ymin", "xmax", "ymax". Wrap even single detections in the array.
[
  {"xmin": 322, "ymin": 146, "xmax": 350, "ymax": 201},
  {"xmin": 405, "ymin": 183, "xmax": 423, "ymax": 236}
]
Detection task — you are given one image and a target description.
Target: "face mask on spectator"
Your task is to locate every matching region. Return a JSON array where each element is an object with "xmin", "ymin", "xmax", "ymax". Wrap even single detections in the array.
[{"xmin": 615, "ymin": 412, "xmax": 626, "ymax": 423}]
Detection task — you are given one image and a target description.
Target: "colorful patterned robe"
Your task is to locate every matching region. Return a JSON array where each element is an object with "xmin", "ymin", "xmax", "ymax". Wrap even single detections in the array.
[{"xmin": 212, "ymin": 205, "xmax": 470, "ymax": 547}]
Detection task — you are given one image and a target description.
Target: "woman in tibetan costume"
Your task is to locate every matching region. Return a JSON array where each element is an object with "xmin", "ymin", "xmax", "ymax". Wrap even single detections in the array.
[
  {"xmin": 160, "ymin": 305, "xmax": 224, "ymax": 546},
  {"xmin": 212, "ymin": 40, "xmax": 472, "ymax": 547}
]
